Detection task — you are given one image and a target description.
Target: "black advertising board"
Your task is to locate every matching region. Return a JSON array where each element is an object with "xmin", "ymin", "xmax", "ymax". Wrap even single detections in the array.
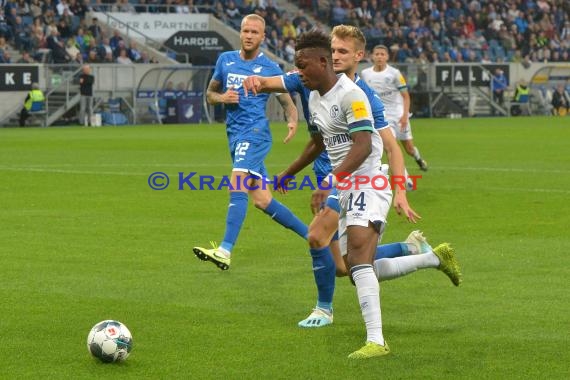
[
  {"xmin": 435, "ymin": 64, "xmax": 509, "ymax": 86},
  {"xmin": 0, "ymin": 66, "xmax": 39, "ymax": 91},
  {"xmin": 164, "ymin": 31, "xmax": 233, "ymax": 65}
]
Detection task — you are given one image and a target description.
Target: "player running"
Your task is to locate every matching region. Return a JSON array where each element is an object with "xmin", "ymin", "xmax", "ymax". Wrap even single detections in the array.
[
  {"xmin": 192, "ymin": 14, "xmax": 306, "ymax": 270},
  {"xmin": 361, "ymin": 44, "xmax": 428, "ymax": 172},
  {"xmin": 242, "ymin": 26, "xmax": 461, "ymax": 345}
]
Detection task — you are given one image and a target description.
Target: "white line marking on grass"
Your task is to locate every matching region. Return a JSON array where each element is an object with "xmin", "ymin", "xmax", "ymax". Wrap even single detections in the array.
[
  {"xmin": 2, "ymin": 166, "xmax": 567, "ymax": 193},
  {"xmin": 440, "ymin": 185, "xmax": 570, "ymax": 195},
  {"xmin": 0, "ymin": 163, "xmax": 232, "ymax": 168},
  {"xmin": 437, "ymin": 166, "xmax": 570, "ymax": 174},
  {"xmin": 22, "ymin": 164, "xmax": 567, "ymax": 174},
  {"xmin": 0, "ymin": 166, "xmax": 237, "ymax": 180},
  {"xmin": 0, "ymin": 166, "xmax": 147, "ymax": 176},
  {"xmin": 494, "ymin": 187, "xmax": 570, "ymax": 194}
]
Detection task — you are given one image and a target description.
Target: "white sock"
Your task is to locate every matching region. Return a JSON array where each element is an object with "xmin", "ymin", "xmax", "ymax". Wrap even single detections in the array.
[
  {"xmin": 403, "ymin": 168, "xmax": 415, "ymax": 190},
  {"xmin": 351, "ymin": 264, "xmax": 384, "ymax": 346},
  {"xmin": 218, "ymin": 247, "xmax": 231, "ymax": 257},
  {"xmin": 413, "ymin": 146, "xmax": 421, "ymax": 160},
  {"xmin": 373, "ymin": 252, "xmax": 440, "ymax": 282}
]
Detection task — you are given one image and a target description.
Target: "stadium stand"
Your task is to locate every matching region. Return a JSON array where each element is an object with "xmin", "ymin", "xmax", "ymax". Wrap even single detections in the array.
[
  {"xmin": 0, "ymin": 0, "xmax": 566, "ymax": 66},
  {"xmin": 0, "ymin": 0, "xmax": 567, "ymax": 125}
]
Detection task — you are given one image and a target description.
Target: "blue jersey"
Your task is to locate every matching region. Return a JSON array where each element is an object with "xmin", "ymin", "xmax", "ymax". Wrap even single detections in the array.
[
  {"xmin": 212, "ymin": 51, "xmax": 283, "ymax": 145},
  {"xmin": 282, "ymin": 70, "xmax": 331, "ymax": 178},
  {"xmin": 282, "ymin": 71, "xmax": 388, "ymax": 178}
]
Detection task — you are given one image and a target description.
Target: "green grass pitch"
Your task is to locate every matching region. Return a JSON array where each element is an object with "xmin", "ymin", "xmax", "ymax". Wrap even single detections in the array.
[{"xmin": 0, "ymin": 116, "xmax": 568, "ymax": 379}]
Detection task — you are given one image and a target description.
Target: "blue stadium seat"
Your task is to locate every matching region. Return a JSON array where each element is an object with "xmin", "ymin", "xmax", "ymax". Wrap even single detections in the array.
[
  {"xmin": 28, "ymin": 101, "xmax": 46, "ymax": 127},
  {"xmin": 29, "ymin": 101, "xmax": 45, "ymax": 113}
]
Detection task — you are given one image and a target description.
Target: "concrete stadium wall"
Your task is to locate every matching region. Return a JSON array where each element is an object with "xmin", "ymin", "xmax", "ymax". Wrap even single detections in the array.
[{"xmin": 1, "ymin": 62, "xmax": 567, "ymax": 123}]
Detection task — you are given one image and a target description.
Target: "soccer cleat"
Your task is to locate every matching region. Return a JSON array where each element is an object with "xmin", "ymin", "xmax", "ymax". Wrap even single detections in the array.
[
  {"xmin": 348, "ymin": 341, "xmax": 390, "ymax": 359},
  {"xmin": 405, "ymin": 230, "xmax": 432, "ymax": 255},
  {"xmin": 416, "ymin": 158, "xmax": 428, "ymax": 171},
  {"xmin": 433, "ymin": 243, "xmax": 462, "ymax": 286},
  {"xmin": 298, "ymin": 307, "xmax": 333, "ymax": 328},
  {"xmin": 193, "ymin": 241, "xmax": 231, "ymax": 271}
]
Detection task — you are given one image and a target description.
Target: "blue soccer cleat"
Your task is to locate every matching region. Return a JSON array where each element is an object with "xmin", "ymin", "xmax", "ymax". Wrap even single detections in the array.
[{"xmin": 298, "ymin": 307, "xmax": 333, "ymax": 328}]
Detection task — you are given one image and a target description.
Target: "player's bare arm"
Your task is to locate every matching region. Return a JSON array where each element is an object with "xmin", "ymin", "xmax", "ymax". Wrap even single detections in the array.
[
  {"xmin": 242, "ymin": 75, "xmax": 285, "ymax": 96},
  {"xmin": 206, "ymin": 79, "xmax": 239, "ymax": 105},
  {"xmin": 276, "ymin": 93, "xmax": 298, "ymax": 143},
  {"xmin": 379, "ymin": 128, "xmax": 420, "ymax": 222},
  {"xmin": 399, "ymin": 90, "xmax": 411, "ymax": 130},
  {"xmin": 306, "ymin": 134, "xmax": 330, "ymax": 214},
  {"xmin": 276, "ymin": 133, "xmax": 325, "ymax": 195},
  {"xmin": 327, "ymin": 131, "xmax": 372, "ymax": 181},
  {"xmin": 279, "ymin": 135, "xmax": 325, "ymax": 178}
]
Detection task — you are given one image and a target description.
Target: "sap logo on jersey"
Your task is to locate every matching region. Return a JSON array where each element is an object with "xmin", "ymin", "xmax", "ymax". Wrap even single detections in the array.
[{"xmin": 226, "ymin": 73, "xmax": 247, "ymax": 89}]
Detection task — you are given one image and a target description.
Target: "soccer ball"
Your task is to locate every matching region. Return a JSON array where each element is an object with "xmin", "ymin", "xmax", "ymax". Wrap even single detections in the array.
[{"xmin": 87, "ymin": 320, "xmax": 133, "ymax": 363}]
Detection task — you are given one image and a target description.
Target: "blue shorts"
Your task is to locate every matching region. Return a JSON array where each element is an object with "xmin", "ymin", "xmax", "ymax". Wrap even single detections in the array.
[
  {"xmin": 325, "ymin": 187, "xmax": 340, "ymax": 213},
  {"xmin": 315, "ymin": 173, "xmax": 340, "ymax": 213},
  {"xmin": 230, "ymin": 140, "xmax": 270, "ymax": 179},
  {"xmin": 313, "ymin": 154, "xmax": 332, "ymax": 183}
]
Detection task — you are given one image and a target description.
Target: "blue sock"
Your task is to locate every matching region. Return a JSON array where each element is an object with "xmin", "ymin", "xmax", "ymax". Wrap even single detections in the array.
[
  {"xmin": 263, "ymin": 199, "xmax": 308, "ymax": 239},
  {"xmin": 220, "ymin": 192, "xmax": 248, "ymax": 252},
  {"xmin": 375, "ymin": 243, "xmax": 409, "ymax": 259},
  {"xmin": 310, "ymin": 247, "xmax": 335, "ymax": 311}
]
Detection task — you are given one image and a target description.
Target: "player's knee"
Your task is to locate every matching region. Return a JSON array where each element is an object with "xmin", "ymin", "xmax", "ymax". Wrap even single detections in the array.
[
  {"xmin": 252, "ymin": 190, "xmax": 272, "ymax": 209},
  {"xmin": 307, "ymin": 229, "xmax": 328, "ymax": 249},
  {"xmin": 253, "ymin": 198, "xmax": 270, "ymax": 209}
]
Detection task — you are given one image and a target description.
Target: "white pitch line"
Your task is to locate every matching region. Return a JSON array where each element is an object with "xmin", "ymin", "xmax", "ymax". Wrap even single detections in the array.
[
  {"xmin": 0, "ymin": 166, "xmax": 232, "ymax": 179},
  {"xmin": 0, "ymin": 163, "xmax": 229, "ymax": 168},
  {"xmin": 437, "ymin": 166, "xmax": 570, "ymax": 174},
  {"xmin": 4, "ymin": 163, "xmax": 569, "ymax": 174},
  {"xmin": 0, "ymin": 166, "xmax": 147, "ymax": 176},
  {"xmin": 1, "ymin": 165, "xmax": 568, "ymax": 194},
  {"xmin": 432, "ymin": 185, "xmax": 570, "ymax": 195}
]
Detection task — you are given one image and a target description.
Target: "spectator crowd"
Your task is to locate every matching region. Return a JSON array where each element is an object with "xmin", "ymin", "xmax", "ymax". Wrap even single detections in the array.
[
  {"xmin": 0, "ymin": 0, "xmax": 567, "ymax": 67},
  {"xmin": 319, "ymin": 0, "xmax": 569, "ymax": 65}
]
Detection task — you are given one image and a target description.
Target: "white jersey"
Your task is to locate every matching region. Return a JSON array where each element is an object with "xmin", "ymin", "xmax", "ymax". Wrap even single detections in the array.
[
  {"xmin": 361, "ymin": 64, "xmax": 407, "ymax": 121},
  {"xmin": 308, "ymin": 74, "xmax": 383, "ymax": 177}
]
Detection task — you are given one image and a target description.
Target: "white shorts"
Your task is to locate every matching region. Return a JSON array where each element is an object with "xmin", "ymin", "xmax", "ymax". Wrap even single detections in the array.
[
  {"xmin": 388, "ymin": 119, "xmax": 413, "ymax": 141},
  {"xmin": 337, "ymin": 184, "xmax": 392, "ymax": 257}
]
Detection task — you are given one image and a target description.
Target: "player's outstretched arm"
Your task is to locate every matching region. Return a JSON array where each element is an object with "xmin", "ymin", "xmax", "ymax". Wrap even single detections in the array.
[
  {"xmin": 276, "ymin": 93, "xmax": 298, "ymax": 143},
  {"xmin": 242, "ymin": 75, "xmax": 286, "ymax": 96},
  {"xmin": 276, "ymin": 134, "xmax": 325, "ymax": 194},
  {"xmin": 379, "ymin": 128, "xmax": 420, "ymax": 223},
  {"xmin": 279, "ymin": 135, "xmax": 325, "ymax": 177},
  {"xmin": 206, "ymin": 79, "xmax": 239, "ymax": 105}
]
